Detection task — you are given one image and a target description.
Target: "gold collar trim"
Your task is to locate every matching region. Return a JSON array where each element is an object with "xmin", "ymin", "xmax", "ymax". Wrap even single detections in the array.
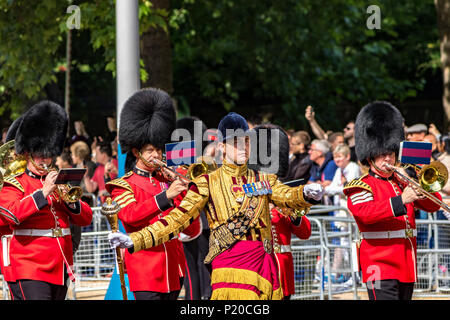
[{"xmin": 221, "ymin": 159, "xmax": 248, "ymax": 177}]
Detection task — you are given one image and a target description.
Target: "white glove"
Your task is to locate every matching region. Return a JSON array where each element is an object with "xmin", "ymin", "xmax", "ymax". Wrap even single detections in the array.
[
  {"xmin": 108, "ymin": 231, "xmax": 134, "ymax": 249},
  {"xmin": 303, "ymin": 183, "xmax": 324, "ymax": 201}
]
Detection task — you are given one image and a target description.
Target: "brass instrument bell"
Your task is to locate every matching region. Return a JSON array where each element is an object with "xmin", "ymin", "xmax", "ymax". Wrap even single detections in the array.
[
  {"xmin": 417, "ymin": 161, "xmax": 448, "ymax": 193},
  {"xmin": 186, "ymin": 156, "xmax": 218, "ymax": 180}
]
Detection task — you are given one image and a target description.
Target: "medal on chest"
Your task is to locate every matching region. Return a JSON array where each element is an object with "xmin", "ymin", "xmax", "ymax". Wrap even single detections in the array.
[{"xmin": 231, "ymin": 180, "xmax": 272, "ymax": 203}]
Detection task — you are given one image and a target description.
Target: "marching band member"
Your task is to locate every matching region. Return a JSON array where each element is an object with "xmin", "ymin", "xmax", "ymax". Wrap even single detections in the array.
[
  {"xmin": 0, "ymin": 116, "xmax": 24, "ymax": 293},
  {"xmin": 109, "ymin": 111, "xmax": 324, "ymax": 300},
  {"xmin": 0, "ymin": 101, "xmax": 93, "ymax": 300},
  {"xmin": 343, "ymin": 101, "xmax": 441, "ymax": 300},
  {"xmin": 105, "ymin": 88, "xmax": 200, "ymax": 300}
]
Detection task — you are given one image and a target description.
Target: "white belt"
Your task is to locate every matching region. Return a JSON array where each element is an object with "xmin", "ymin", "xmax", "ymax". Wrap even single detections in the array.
[
  {"xmin": 274, "ymin": 244, "xmax": 291, "ymax": 253},
  {"xmin": 13, "ymin": 228, "xmax": 71, "ymax": 238},
  {"xmin": 361, "ymin": 228, "xmax": 417, "ymax": 240}
]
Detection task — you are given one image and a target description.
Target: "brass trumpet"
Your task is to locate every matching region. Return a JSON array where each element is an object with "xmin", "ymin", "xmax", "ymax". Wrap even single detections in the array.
[{"xmin": 385, "ymin": 161, "xmax": 450, "ymax": 213}]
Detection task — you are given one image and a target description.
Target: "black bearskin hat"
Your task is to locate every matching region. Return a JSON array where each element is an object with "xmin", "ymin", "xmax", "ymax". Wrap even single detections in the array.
[
  {"xmin": 248, "ymin": 123, "xmax": 290, "ymax": 178},
  {"xmin": 5, "ymin": 115, "xmax": 24, "ymax": 142},
  {"xmin": 15, "ymin": 101, "xmax": 68, "ymax": 158},
  {"xmin": 175, "ymin": 116, "xmax": 208, "ymax": 151},
  {"xmin": 119, "ymin": 88, "xmax": 176, "ymax": 154},
  {"xmin": 355, "ymin": 101, "xmax": 405, "ymax": 166}
]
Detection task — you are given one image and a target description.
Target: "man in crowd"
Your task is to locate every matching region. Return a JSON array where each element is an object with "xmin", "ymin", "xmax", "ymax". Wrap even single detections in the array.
[
  {"xmin": 308, "ymin": 139, "xmax": 338, "ymax": 192},
  {"xmin": 281, "ymin": 130, "xmax": 312, "ymax": 183},
  {"xmin": 328, "ymin": 132, "xmax": 345, "ymax": 153},
  {"xmin": 343, "ymin": 120, "xmax": 356, "ymax": 162},
  {"xmin": 424, "ymin": 133, "xmax": 440, "ymax": 160},
  {"xmin": 406, "ymin": 123, "xmax": 427, "ymax": 142}
]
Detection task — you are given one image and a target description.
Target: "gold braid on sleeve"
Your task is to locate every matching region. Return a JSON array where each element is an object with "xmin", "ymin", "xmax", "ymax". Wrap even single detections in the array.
[
  {"xmin": 268, "ymin": 174, "xmax": 312, "ymax": 213},
  {"xmin": 129, "ymin": 176, "xmax": 210, "ymax": 253}
]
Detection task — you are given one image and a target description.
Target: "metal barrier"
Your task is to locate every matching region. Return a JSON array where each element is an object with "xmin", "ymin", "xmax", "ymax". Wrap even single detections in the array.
[
  {"xmin": 70, "ymin": 206, "xmax": 114, "ymax": 300},
  {"xmin": 70, "ymin": 230, "xmax": 115, "ymax": 299},
  {"xmin": 291, "ymin": 206, "xmax": 360, "ymax": 300},
  {"xmin": 291, "ymin": 205, "xmax": 450, "ymax": 300}
]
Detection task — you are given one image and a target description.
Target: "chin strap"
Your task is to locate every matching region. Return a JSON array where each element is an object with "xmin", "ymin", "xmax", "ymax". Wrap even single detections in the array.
[
  {"xmin": 28, "ymin": 155, "xmax": 52, "ymax": 174},
  {"xmin": 137, "ymin": 152, "xmax": 157, "ymax": 169},
  {"xmin": 369, "ymin": 158, "xmax": 395, "ymax": 175}
]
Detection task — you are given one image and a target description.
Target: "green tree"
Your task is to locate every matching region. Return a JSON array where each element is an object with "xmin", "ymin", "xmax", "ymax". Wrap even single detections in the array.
[{"xmin": 170, "ymin": 0, "xmax": 440, "ymax": 130}]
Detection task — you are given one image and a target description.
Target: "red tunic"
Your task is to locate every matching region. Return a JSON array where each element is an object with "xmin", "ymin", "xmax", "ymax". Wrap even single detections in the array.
[
  {"xmin": 106, "ymin": 168, "xmax": 200, "ymax": 293},
  {"xmin": 344, "ymin": 172, "xmax": 441, "ymax": 283},
  {"xmin": 271, "ymin": 207, "xmax": 311, "ymax": 297},
  {"xmin": 0, "ymin": 170, "xmax": 93, "ymax": 285}
]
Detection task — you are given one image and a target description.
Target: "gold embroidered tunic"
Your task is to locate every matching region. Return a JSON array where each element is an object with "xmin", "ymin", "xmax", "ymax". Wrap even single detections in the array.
[{"xmin": 129, "ymin": 160, "xmax": 313, "ymax": 263}]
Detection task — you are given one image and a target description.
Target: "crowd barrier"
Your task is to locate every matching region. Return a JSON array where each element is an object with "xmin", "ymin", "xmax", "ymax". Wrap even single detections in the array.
[
  {"xmin": 291, "ymin": 205, "xmax": 450, "ymax": 300},
  {"xmin": 2, "ymin": 204, "xmax": 450, "ymax": 300}
]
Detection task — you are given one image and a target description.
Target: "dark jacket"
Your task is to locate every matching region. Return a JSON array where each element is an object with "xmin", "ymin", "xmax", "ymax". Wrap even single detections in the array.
[{"xmin": 281, "ymin": 152, "xmax": 312, "ymax": 184}]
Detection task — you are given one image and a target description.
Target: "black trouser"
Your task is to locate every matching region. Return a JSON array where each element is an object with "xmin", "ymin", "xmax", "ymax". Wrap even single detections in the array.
[
  {"xmin": 183, "ymin": 231, "xmax": 212, "ymax": 300},
  {"xmin": 133, "ymin": 277, "xmax": 184, "ymax": 300},
  {"xmin": 8, "ymin": 278, "xmax": 69, "ymax": 300},
  {"xmin": 366, "ymin": 279, "xmax": 414, "ymax": 300}
]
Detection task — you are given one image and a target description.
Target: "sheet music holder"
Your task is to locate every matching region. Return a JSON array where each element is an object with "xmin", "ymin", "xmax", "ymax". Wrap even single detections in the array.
[{"xmin": 55, "ymin": 168, "xmax": 86, "ymax": 185}]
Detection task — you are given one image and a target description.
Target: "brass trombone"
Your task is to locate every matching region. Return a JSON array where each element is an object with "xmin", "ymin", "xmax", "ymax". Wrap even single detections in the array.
[
  {"xmin": 385, "ymin": 161, "xmax": 450, "ymax": 213},
  {"xmin": 150, "ymin": 156, "xmax": 217, "ymax": 183}
]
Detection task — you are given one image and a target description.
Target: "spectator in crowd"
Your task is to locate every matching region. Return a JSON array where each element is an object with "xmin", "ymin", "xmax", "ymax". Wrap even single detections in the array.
[
  {"xmin": 70, "ymin": 141, "xmax": 97, "ymax": 204},
  {"xmin": 438, "ymin": 134, "xmax": 450, "ymax": 199},
  {"xmin": 424, "ymin": 133, "xmax": 441, "ymax": 160},
  {"xmin": 84, "ymin": 141, "xmax": 118, "ymax": 203},
  {"xmin": 70, "ymin": 120, "xmax": 90, "ymax": 146},
  {"xmin": 406, "ymin": 123, "xmax": 427, "ymax": 142},
  {"xmin": 438, "ymin": 133, "xmax": 447, "ymax": 155},
  {"xmin": 435, "ymin": 133, "xmax": 450, "ymax": 288},
  {"xmin": 106, "ymin": 116, "xmax": 117, "ymax": 143},
  {"xmin": 286, "ymin": 129, "xmax": 295, "ymax": 143},
  {"xmin": 325, "ymin": 144, "xmax": 362, "ymax": 282},
  {"xmin": 328, "ymin": 132, "xmax": 345, "ymax": 152},
  {"xmin": 343, "ymin": 121, "xmax": 356, "ymax": 162},
  {"xmin": 429, "ymin": 123, "xmax": 442, "ymax": 141},
  {"xmin": 1, "ymin": 127, "xmax": 8, "ymax": 145},
  {"xmin": 55, "ymin": 151, "xmax": 73, "ymax": 170},
  {"xmin": 281, "ymin": 130, "xmax": 312, "ymax": 183},
  {"xmin": 308, "ymin": 139, "xmax": 338, "ymax": 195},
  {"xmin": 305, "ymin": 105, "xmax": 327, "ymax": 140},
  {"xmin": 325, "ymin": 144, "xmax": 362, "ymax": 200}
]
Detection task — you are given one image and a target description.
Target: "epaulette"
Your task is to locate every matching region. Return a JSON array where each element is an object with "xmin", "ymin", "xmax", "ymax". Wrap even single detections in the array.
[
  {"xmin": 343, "ymin": 174, "xmax": 372, "ymax": 194},
  {"xmin": 3, "ymin": 173, "xmax": 25, "ymax": 193},
  {"xmin": 105, "ymin": 172, "xmax": 133, "ymax": 193}
]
